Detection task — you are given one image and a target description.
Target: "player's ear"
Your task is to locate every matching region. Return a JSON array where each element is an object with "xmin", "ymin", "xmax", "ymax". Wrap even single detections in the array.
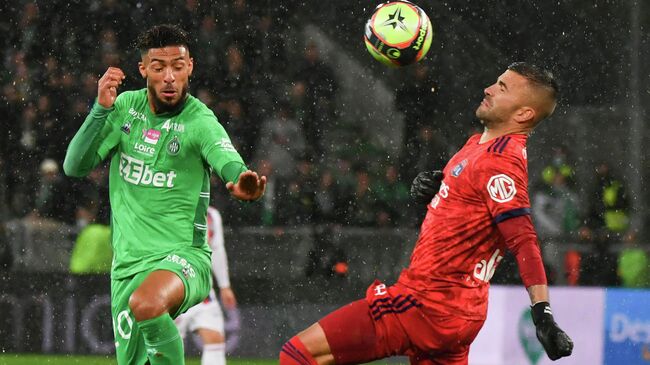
[
  {"xmin": 514, "ymin": 106, "xmax": 535, "ymax": 124},
  {"xmin": 188, "ymin": 57, "xmax": 194, "ymax": 77},
  {"xmin": 138, "ymin": 61, "xmax": 147, "ymax": 79}
]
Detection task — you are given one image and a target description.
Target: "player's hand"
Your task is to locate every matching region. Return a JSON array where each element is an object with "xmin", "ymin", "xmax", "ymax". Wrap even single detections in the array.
[
  {"xmin": 226, "ymin": 170, "xmax": 266, "ymax": 201},
  {"xmin": 410, "ymin": 170, "xmax": 444, "ymax": 204},
  {"xmin": 531, "ymin": 302, "xmax": 574, "ymax": 361},
  {"xmin": 97, "ymin": 67, "xmax": 125, "ymax": 108},
  {"xmin": 220, "ymin": 287, "xmax": 237, "ymax": 309}
]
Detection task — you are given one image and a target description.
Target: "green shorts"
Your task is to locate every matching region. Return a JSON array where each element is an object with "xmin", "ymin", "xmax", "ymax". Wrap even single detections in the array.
[{"xmin": 111, "ymin": 246, "xmax": 211, "ymax": 365}]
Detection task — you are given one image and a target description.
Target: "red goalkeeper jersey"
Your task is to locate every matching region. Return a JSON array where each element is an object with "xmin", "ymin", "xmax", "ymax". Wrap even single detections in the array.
[{"xmin": 398, "ymin": 133, "xmax": 531, "ymax": 320}]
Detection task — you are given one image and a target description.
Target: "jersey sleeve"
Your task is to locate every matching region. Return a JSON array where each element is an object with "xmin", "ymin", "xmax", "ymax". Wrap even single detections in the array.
[
  {"xmin": 207, "ymin": 207, "xmax": 231, "ymax": 289},
  {"xmin": 196, "ymin": 113, "xmax": 247, "ymax": 183},
  {"xmin": 63, "ymin": 96, "xmax": 124, "ymax": 177},
  {"xmin": 474, "ymin": 151, "xmax": 531, "ymax": 223}
]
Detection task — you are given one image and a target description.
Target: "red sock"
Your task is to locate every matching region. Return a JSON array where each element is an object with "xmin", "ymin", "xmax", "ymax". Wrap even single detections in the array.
[{"xmin": 280, "ymin": 336, "xmax": 318, "ymax": 365}]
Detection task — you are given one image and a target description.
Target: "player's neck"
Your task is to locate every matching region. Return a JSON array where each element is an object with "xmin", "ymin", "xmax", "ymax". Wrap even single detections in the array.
[{"xmin": 479, "ymin": 126, "xmax": 530, "ymax": 144}]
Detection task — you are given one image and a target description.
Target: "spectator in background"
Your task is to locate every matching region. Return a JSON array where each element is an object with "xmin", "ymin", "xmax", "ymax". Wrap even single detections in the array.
[
  {"xmin": 0, "ymin": 223, "xmax": 12, "ymax": 270},
  {"xmin": 219, "ymin": 98, "xmax": 255, "ymax": 161},
  {"xmin": 346, "ymin": 168, "xmax": 376, "ymax": 227},
  {"xmin": 254, "ymin": 100, "xmax": 306, "ymax": 183},
  {"xmin": 194, "ymin": 15, "xmax": 223, "ymax": 82},
  {"xmin": 31, "ymin": 158, "xmax": 74, "ymax": 224},
  {"xmin": 616, "ymin": 230, "xmax": 649, "ymax": 288},
  {"xmin": 74, "ymin": 164, "xmax": 111, "ymax": 226},
  {"xmin": 590, "ymin": 162, "xmax": 629, "ymax": 237},
  {"xmin": 395, "ymin": 63, "xmax": 438, "ymax": 180},
  {"xmin": 412, "ymin": 125, "xmax": 448, "ymax": 178},
  {"xmin": 1, "ymin": 84, "xmax": 24, "ymax": 219},
  {"xmin": 314, "ymin": 169, "xmax": 341, "ymax": 225},
  {"xmin": 374, "ymin": 164, "xmax": 410, "ymax": 227},
  {"xmin": 294, "ymin": 41, "xmax": 338, "ymax": 160},
  {"xmin": 69, "ymin": 208, "xmax": 112, "ymax": 274},
  {"xmin": 277, "ymin": 159, "xmax": 316, "ymax": 226},
  {"xmin": 532, "ymin": 159, "xmax": 580, "ymax": 285},
  {"xmin": 579, "ymin": 162, "xmax": 626, "ymax": 287}
]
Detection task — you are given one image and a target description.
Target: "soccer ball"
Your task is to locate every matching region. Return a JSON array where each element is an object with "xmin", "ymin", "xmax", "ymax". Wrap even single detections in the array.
[{"xmin": 364, "ymin": 1, "xmax": 433, "ymax": 67}]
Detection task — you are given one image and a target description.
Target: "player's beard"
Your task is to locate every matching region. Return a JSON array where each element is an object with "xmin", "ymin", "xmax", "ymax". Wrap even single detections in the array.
[
  {"xmin": 149, "ymin": 83, "xmax": 189, "ymax": 114},
  {"xmin": 476, "ymin": 105, "xmax": 491, "ymax": 127},
  {"xmin": 475, "ymin": 103, "xmax": 501, "ymax": 128}
]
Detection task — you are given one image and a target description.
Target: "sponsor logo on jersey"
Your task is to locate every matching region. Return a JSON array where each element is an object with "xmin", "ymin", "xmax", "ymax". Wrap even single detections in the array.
[
  {"xmin": 167, "ymin": 136, "xmax": 180, "ymax": 156},
  {"xmin": 430, "ymin": 181, "xmax": 449, "ymax": 209},
  {"xmin": 487, "ymin": 174, "xmax": 517, "ymax": 203},
  {"xmin": 215, "ymin": 138, "xmax": 236, "ymax": 152},
  {"xmin": 161, "ymin": 119, "xmax": 185, "ymax": 132},
  {"xmin": 143, "ymin": 129, "xmax": 161, "ymax": 145},
  {"xmin": 473, "ymin": 249, "xmax": 503, "ymax": 282},
  {"xmin": 133, "ymin": 142, "xmax": 155, "ymax": 157},
  {"xmin": 119, "ymin": 153, "xmax": 177, "ymax": 187},
  {"xmin": 120, "ymin": 122, "xmax": 131, "ymax": 135},
  {"xmin": 373, "ymin": 283, "xmax": 387, "ymax": 296},
  {"xmin": 451, "ymin": 159, "xmax": 468, "ymax": 177},
  {"xmin": 128, "ymin": 107, "xmax": 147, "ymax": 123},
  {"xmin": 165, "ymin": 254, "xmax": 196, "ymax": 278}
]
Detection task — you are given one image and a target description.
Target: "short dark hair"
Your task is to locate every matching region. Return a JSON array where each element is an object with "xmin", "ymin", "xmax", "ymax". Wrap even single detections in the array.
[
  {"xmin": 507, "ymin": 62, "xmax": 559, "ymax": 101},
  {"xmin": 135, "ymin": 24, "xmax": 191, "ymax": 55}
]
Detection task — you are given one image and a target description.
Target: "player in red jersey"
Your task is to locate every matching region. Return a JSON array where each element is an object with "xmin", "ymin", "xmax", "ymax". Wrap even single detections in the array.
[{"xmin": 279, "ymin": 62, "xmax": 573, "ymax": 365}]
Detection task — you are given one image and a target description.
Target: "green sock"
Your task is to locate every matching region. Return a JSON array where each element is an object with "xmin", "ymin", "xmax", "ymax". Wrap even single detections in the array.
[{"xmin": 138, "ymin": 314, "xmax": 185, "ymax": 365}]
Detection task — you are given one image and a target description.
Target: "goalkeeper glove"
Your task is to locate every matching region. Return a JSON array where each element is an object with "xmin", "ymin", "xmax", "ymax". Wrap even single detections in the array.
[
  {"xmin": 410, "ymin": 170, "xmax": 444, "ymax": 204},
  {"xmin": 531, "ymin": 302, "xmax": 574, "ymax": 361}
]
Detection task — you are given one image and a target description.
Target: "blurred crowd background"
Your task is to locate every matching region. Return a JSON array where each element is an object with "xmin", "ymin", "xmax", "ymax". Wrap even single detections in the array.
[{"xmin": 0, "ymin": 0, "xmax": 649, "ymax": 290}]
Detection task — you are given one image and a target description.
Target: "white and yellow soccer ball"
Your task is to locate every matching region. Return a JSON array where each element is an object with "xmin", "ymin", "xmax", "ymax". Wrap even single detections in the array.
[{"xmin": 364, "ymin": 1, "xmax": 433, "ymax": 67}]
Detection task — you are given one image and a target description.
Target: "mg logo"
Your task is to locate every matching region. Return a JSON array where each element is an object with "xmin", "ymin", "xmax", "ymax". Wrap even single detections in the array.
[{"xmin": 487, "ymin": 174, "xmax": 516, "ymax": 203}]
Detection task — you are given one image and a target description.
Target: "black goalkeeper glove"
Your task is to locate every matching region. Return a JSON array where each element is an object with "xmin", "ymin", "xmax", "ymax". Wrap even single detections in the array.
[
  {"xmin": 531, "ymin": 302, "xmax": 574, "ymax": 361},
  {"xmin": 410, "ymin": 170, "xmax": 444, "ymax": 204}
]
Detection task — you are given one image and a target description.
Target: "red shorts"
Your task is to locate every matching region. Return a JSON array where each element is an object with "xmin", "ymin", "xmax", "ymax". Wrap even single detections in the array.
[{"xmin": 319, "ymin": 280, "xmax": 484, "ymax": 365}]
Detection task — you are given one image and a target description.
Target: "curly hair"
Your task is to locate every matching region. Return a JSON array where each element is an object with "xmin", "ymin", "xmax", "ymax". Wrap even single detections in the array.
[{"xmin": 135, "ymin": 24, "xmax": 191, "ymax": 55}]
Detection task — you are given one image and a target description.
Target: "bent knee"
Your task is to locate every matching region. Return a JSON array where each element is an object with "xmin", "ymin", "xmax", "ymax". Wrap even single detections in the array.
[{"xmin": 128, "ymin": 292, "xmax": 167, "ymax": 321}]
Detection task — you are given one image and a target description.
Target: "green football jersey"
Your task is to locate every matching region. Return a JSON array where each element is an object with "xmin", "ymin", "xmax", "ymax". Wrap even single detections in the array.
[{"xmin": 71, "ymin": 89, "xmax": 245, "ymax": 279}]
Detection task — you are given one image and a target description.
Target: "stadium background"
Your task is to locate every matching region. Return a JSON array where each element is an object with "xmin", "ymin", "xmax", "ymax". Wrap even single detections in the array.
[{"xmin": 1, "ymin": 1, "xmax": 649, "ymax": 364}]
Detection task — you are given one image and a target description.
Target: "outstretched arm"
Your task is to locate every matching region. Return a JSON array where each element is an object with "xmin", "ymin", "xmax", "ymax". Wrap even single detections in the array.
[
  {"xmin": 226, "ymin": 170, "xmax": 266, "ymax": 201},
  {"xmin": 498, "ymin": 215, "xmax": 573, "ymax": 361}
]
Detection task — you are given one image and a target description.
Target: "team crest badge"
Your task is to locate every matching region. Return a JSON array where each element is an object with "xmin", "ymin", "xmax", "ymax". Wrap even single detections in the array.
[
  {"xmin": 451, "ymin": 159, "xmax": 468, "ymax": 177},
  {"xmin": 167, "ymin": 136, "xmax": 180, "ymax": 156}
]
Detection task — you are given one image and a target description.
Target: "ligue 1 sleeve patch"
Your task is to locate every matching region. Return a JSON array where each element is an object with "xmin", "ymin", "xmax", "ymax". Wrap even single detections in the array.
[{"xmin": 487, "ymin": 174, "xmax": 517, "ymax": 202}]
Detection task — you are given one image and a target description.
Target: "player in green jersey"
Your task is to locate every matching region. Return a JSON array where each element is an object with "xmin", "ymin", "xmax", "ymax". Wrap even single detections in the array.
[{"xmin": 63, "ymin": 24, "xmax": 266, "ymax": 365}]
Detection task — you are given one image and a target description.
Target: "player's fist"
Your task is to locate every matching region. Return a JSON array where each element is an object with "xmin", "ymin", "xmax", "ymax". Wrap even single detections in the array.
[
  {"xmin": 410, "ymin": 170, "xmax": 444, "ymax": 204},
  {"xmin": 97, "ymin": 67, "xmax": 125, "ymax": 108},
  {"xmin": 531, "ymin": 302, "xmax": 574, "ymax": 361}
]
